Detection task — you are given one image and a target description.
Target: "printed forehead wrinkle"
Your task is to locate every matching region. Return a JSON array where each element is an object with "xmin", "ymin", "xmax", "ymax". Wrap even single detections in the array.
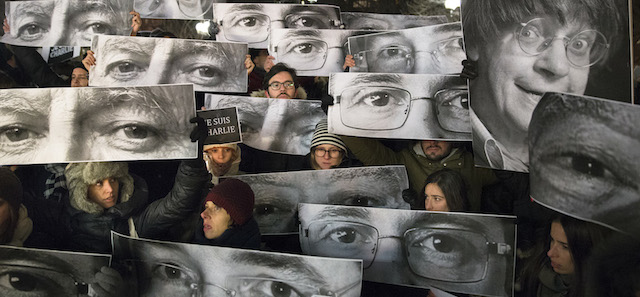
[
  {"xmin": 0, "ymin": 90, "xmax": 51, "ymax": 115},
  {"xmin": 226, "ymin": 3, "xmax": 264, "ymax": 14},
  {"xmin": 230, "ymin": 252, "xmax": 327, "ymax": 286},
  {"xmin": 350, "ymin": 73, "xmax": 403, "ymax": 86},
  {"xmin": 282, "ymin": 29, "xmax": 323, "ymax": 40},
  {"xmin": 314, "ymin": 206, "xmax": 371, "ymax": 221},
  {"xmin": 101, "ymin": 37, "xmax": 156, "ymax": 57}
]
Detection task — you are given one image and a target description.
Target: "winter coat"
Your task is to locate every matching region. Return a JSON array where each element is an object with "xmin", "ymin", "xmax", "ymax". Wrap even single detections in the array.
[{"xmin": 62, "ymin": 161, "xmax": 209, "ymax": 253}]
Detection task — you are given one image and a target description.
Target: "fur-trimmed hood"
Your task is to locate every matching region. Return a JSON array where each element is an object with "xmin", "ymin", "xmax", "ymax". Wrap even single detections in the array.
[
  {"xmin": 65, "ymin": 162, "xmax": 134, "ymax": 214},
  {"xmin": 250, "ymin": 86, "xmax": 307, "ymax": 99}
]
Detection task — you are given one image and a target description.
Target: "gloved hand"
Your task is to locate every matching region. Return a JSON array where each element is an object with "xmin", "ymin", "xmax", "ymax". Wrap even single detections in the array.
[
  {"xmin": 190, "ymin": 116, "xmax": 208, "ymax": 161},
  {"xmin": 460, "ymin": 59, "xmax": 478, "ymax": 80}
]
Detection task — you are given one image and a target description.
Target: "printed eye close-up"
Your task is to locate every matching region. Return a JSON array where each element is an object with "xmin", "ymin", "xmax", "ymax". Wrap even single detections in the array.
[
  {"xmin": 16, "ymin": 22, "xmax": 50, "ymax": 42},
  {"xmin": 405, "ymin": 228, "xmax": 486, "ymax": 282},
  {"xmin": 0, "ymin": 265, "xmax": 77, "ymax": 297},
  {"xmin": 284, "ymin": 13, "xmax": 333, "ymax": 29},
  {"xmin": 340, "ymin": 86, "xmax": 410, "ymax": 130},
  {"xmin": 308, "ymin": 221, "xmax": 378, "ymax": 261},
  {"xmin": 232, "ymin": 277, "xmax": 319, "ymax": 297},
  {"xmin": 105, "ymin": 60, "xmax": 148, "ymax": 82},
  {"xmin": 370, "ymin": 45, "xmax": 413, "ymax": 73},
  {"xmin": 139, "ymin": 262, "xmax": 198, "ymax": 296},
  {"xmin": 328, "ymin": 192, "xmax": 387, "ymax": 207},
  {"xmin": 435, "ymin": 88, "xmax": 470, "ymax": 133},
  {"xmin": 0, "ymin": 125, "xmax": 45, "ymax": 147},
  {"xmin": 223, "ymin": 13, "xmax": 270, "ymax": 41},
  {"xmin": 171, "ymin": 57, "xmax": 226, "ymax": 88},
  {"xmin": 279, "ymin": 39, "xmax": 327, "ymax": 69}
]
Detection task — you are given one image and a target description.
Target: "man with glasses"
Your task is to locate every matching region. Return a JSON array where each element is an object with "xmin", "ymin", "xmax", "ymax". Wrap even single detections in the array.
[
  {"xmin": 251, "ymin": 63, "xmax": 307, "ymax": 99},
  {"xmin": 462, "ymin": 0, "xmax": 628, "ymax": 172},
  {"xmin": 298, "ymin": 203, "xmax": 516, "ymax": 296}
]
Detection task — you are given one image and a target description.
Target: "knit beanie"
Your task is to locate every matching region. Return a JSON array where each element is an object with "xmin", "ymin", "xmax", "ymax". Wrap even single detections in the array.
[
  {"xmin": 310, "ymin": 120, "xmax": 347, "ymax": 152},
  {"xmin": 204, "ymin": 178, "xmax": 254, "ymax": 225},
  {"xmin": 0, "ymin": 167, "xmax": 22, "ymax": 211}
]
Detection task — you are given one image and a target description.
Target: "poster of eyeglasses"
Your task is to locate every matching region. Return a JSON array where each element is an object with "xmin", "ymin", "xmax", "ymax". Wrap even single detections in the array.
[
  {"xmin": 0, "ymin": 84, "xmax": 197, "ymax": 165},
  {"xmin": 529, "ymin": 92, "xmax": 640, "ymax": 236},
  {"xmin": 226, "ymin": 165, "xmax": 410, "ymax": 234},
  {"xmin": 213, "ymin": 3, "xmax": 343, "ymax": 49},
  {"xmin": 461, "ymin": 0, "xmax": 632, "ymax": 173},
  {"xmin": 0, "ymin": 246, "xmax": 111, "ymax": 297},
  {"xmin": 348, "ymin": 23, "xmax": 465, "ymax": 74},
  {"xmin": 269, "ymin": 29, "xmax": 381, "ymax": 77},
  {"xmin": 111, "ymin": 232, "xmax": 364, "ymax": 297},
  {"xmin": 327, "ymin": 73, "xmax": 470, "ymax": 140},
  {"xmin": 1, "ymin": 0, "xmax": 133, "ymax": 47},
  {"xmin": 204, "ymin": 94, "xmax": 325, "ymax": 155},
  {"xmin": 340, "ymin": 12, "xmax": 448, "ymax": 30},
  {"xmin": 134, "ymin": 0, "xmax": 214, "ymax": 19},
  {"xmin": 298, "ymin": 203, "xmax": 516, "ymax": 297},
  {"xmin": 89, "ymin": 35, "xmax": 248, "ymax": 92}
]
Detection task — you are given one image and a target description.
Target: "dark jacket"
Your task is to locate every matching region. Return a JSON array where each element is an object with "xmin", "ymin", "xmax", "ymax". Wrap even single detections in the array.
[
  {"xmin": 10, "ymin": 46, "xmax": 68, "ymax": 87},
  {"xmin": 62, "ymin": 161, "xmax": 209, "ymax": 253},
  {"xmin": 193, "ymin": 216, "xmax": 261, "ymax": 249}
]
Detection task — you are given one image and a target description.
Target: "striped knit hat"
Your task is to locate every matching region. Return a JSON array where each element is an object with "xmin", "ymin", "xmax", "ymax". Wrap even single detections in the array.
[{"xmin": 310, "ymin": 120, "xmax": 347, "ymax": 152}]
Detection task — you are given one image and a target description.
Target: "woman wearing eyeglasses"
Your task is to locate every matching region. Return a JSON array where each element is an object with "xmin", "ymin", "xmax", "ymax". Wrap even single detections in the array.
[{"xmin": 306, "ymin": 120, "xmax": 361, "ymax": 170}]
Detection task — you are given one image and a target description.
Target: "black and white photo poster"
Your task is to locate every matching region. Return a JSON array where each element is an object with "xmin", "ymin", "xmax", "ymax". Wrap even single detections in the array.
[
  {"xmin": 89, "ymin": 35, "xmax": 248, "ymax": 92},
  {"xmin": 461, "ymin": 0, "xmax": 632, "ymax": 172},
  {"xmin": 213, "ymin": 3, "xmax": 343, "ymax": 49},
  {"xmin": 0, "ymin": 245, "xmax": 111, "ymax": 296},
  {"xmin": 2, "ymin": 0, "xmax": 133, "ymax": 47},
  {"xmin": 111, "ymin": 232, "xmax": 363, "ymax": 297},
  {"xmin": 0, "ymin": 84, "xmax": 197, "ymax": 165},
  {"xmin": 529, "ymin": 92, "xmax": 640, "ymax": 236},
  {"xmin": 229, "ymin": 165, "xmax": 410, "ymax": 234},
  {"xmin": 340, "ymin": 12, "xmax": 447, "ymax": 30},
  {"xmin": 269, "ymin": 29, "xmax": 376, "ymax": 77},
  {"xmin": 134, "ymin": 0, "xmax": 214, "ymax": 19},
  {"xmin": 328, "ymin": 73, "xmax": 470, "ymax": 140},
  {"xmin": 298, "ymin": 203, "xmax": 516, "ymax": 297},
  {"xmin": 348, "ymin": 23, "xmax": 465, "ymax": 74},
  {"xmin": 204, "ymin": 94, "xmax": 325, "ymax": 155}
]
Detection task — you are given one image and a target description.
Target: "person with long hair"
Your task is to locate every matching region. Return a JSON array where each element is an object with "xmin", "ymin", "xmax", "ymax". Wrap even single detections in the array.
[
  {"xmin": 519, "ymin": 214, "xmax": 612, "ymax": 297},
  {"xmin": 422, "ymin": 168, "xmax": 470, "ymax": 212}
]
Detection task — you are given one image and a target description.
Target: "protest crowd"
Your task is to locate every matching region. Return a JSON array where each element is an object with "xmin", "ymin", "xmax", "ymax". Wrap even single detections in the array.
[{"xmin": 0, "ymin": 0, "xmax": 639, "ymax": 297}]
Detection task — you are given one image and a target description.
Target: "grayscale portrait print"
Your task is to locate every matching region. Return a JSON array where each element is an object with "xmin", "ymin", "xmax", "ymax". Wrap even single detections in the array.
[
  {"xmin": 89, "ymin": 35, "xmax": 248, "ymax": 92},
  {"xmin": 111, "ymin": 232, "xmax": 363, "ymax": 297},
  {"xmin": 0, "ymin": 246, "xmax": 110, "ymax": 297},
  {"xmin": 213, "ymin": 3, "xmax": 342, "ymax": 49},
  {"xmin": 529, "ymin": 92, "xmax": 640, "ymax": 236},
  {"xmin": 340, "ymin": 12, "xmax": 448, "ymax": 30},
  {"xmin": 269, "ymin": 29, "xmax": 376, "ymax": 77},
  {"xmin": 229, "ymin": 165, "xmax": 410, "ymax": 234},
  {"xmin": 1, "ymin": 0, "xmax": 133, "ymax": 47},
  {"xmin": 462, "ymin": 0, "xmax": 632, "ymax": 172},
  {"xmin": 327, "ymin": 73, "xmax": 470, "ymax": 140},
  {"xmin": 348, "ymin": 23, "xmax": 465, "ymax": 74},
  {"xmin": 204, "ymin": 94, "xmax": 325, "ymax": 155},
  {"xmin": 134, "ymin": 0, "xmax": 214, "ymax": 20},
  {"xmin": 0, "ymin": 84, "xmax": 197, "ymax": 165},
  {"xmin": 298, "ymin": 204, "xmax": 516, "ymax": 297}
]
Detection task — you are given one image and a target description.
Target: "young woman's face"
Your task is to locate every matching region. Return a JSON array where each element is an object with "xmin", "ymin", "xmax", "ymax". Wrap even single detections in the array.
[
  {"xmin": 424, "ymin": 183, "xmax": 449, "ymax": 212},
  {"xmin": 313, "ymin": 144, "xmax": 343, "ymax": 170},
  {"xmin": 200, "ymin": 201, "xmax": 233, "ymax": 239},
  {"xmin": 205, "ymin": 147, "xmax": 235, "ymax": 165},
  {"xmin": 547, "ymin": 221, "xmax": 575, "ymax": 275}
]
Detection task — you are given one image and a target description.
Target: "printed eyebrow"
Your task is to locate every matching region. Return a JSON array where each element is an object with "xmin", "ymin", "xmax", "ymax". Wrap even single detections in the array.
[
  {"xmin": 410, "ymin": 213, "xmax": 490, "ymax": 236},
  {"xmin": 433, "ymin": 23, "xmax": 462, "ymax": 34},
  {"xmin": 68, "ymin": 0, "xmax": 112, "ymax": 15},
  {"xmin": 12, "ymin": 2, "xmax": 52, "ymax": 20},
  {"xmin": 226, "ymin": 4, "xmax": 265, "ymax": 14},
  {"xmin": 0, "ymin": 91, "xmax": 51, "ymax": 115},
  {"xmin": 231, "ymin": 252, "xmax": 327, "ymax": 286},
  {"xmin": 313, "ymin": 207, "xmax": 371, "ymax": 221},
  {"xmin": 101, "ymin": 39, "xmax": 156, "ymax": 57},
  {"xmin": 350, "ymin": 74, "xmax": 403, "ymax": 86},
  {"xmin": 282, "ymin": 30, "xmax": 322, "ymax": 40},
  {"xmin": 283, "ymin": 5, "xmax": 333, "ymax": 16}
]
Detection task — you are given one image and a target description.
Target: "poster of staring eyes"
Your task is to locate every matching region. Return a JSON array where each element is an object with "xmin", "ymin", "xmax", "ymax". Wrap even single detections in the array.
[
  {"xmin": 226, "ymin": 165, "xmax": 410, "ymax": 235},
  {"xmin": 1, "ymin": 0, "xmax": 133, "ymax": 47},
  {"xmin": 134, "ymin": 0, "xmax": 214, "ymax": 19},
  {"xmin": 0, "ymin": 84, "xmax": 197, "ymax": 165},
  {"xmin": 340, "ymin": 12, "xmax": 448, "ymax": 30},
  {"xmin": 0, "ymin": 246, "xmax": 111, "ymax": 297},
  {"xmin": 213, "ymin": 3, "xmax": 343, "ymax": 49},
  {"xmin": 269, "ymin": 29, "xmax": 380, "ymax": 77},
  {"xmin": 204, "ymin": 94, "xmax": 326, "ymax": 155},
  {"xmin": 529, "ymin": 92, "xmax": 640, "ymax": 237},
  {"xmin": 111, "ymin": 232, "xmax": 364, "ymax": 297},
  {"xmin": 89, "ymin": 35, "xmax": 248, "ymax": 93},
  {"xmin": 348, "ymin": 22, "xmax": 465, "ymax": 74},
  {"xmin": 327, "ymin": 72, "xmax": 471, "ymax": 141},
  {"xmin": 298, "ymin": 203, "xmax": 517, "ymax": 297},
  {"xmin": 461, "ymin": 0, "xmax": 632, "ymax": 173}
]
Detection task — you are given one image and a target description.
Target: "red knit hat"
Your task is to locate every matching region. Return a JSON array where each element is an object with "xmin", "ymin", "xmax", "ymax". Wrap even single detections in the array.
[{"xmin": 204, "ymin": 178, "xmax": 255, "ymax": 225}]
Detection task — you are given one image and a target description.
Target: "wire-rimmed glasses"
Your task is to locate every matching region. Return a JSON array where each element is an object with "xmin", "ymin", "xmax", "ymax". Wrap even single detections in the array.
[
  {"xmin": 303, "ymin": 221, "xmax": 512, "ymax": 282},
  {"xmin": 516, "ymin": 17, "xmax": 609, "ymax": 67},
  {"xmin": 335, "ymin": 86, "xmax": 469, "ymax": 132},
  {"xmin": 220, "ymin": 12, "xmax": 341, "ymax": 43}
]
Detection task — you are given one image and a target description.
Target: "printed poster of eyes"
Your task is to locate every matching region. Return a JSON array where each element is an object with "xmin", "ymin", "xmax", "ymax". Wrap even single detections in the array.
[
  {"xmin": 1, "ymin": 0, "xmax": 133, "ymax": 47},
  {"xmin": 298, "ymin": 203, "xmax": 517, "ymax": 297}
]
